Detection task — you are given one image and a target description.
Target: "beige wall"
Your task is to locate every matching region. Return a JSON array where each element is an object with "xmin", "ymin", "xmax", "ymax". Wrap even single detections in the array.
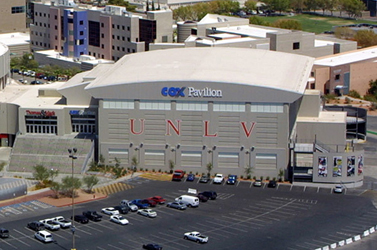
[
  {"xmin": 297, "ymin": 90, "xmax": 321, "ymax": 118},
  {"xmin": 350, "ymin": 62, "xmax": 377, "ymax": 96},
  {"xmin": 0, "ymin": 0, "xmax": 27, "ymax": 34},
  {"xmin": 312, "ymin": 66, "xmax": 330, "ymax": 93}
]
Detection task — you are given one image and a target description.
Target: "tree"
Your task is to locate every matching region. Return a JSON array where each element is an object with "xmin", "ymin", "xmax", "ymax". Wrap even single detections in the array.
[
  {"xmin": 278, "ymin": 168, "xmax": 284, "ymax": 182},
  {"xmin": 334, "ymin": 26, "xmax": 355, "ymax": 39},
  {"xmin": 206, "ymin": 162, "xmax": 213, "ymax": 177},
  {"xmin": 82, "ymin": 175, "xmax": 99, "ymax": 193},
  {"xmin": 131, "ymin": 155, "xmax": 138, "ymax": 173},
  {"xmin": 61, "ymin": 176, "xmax": 82, "ymax": 198},
  {"xmin": 50, "ymin": 182, "xmax": 61, "ymax": 199},
  {"xmin": 367, "ymin": 79, "xmax": 377, "ymax": 97},
  {"xmin": 342, "ymin": 0, "xmax": 366, "ymax": 18},
  {"xmin": 249, "ymin": 16, "xmax": 270, "ymax": 26},
  {"xmin": 304, "ymin": 0, "xmax": 318, "ymax": 12},
  {"xmin": 244, "ymin": 165, "xmax": 253, "ymax": 179},
  {"xmin": 273, "ymin": 19, "xmax": 302, "ymax": 30},
  {"xmin": 290, "ymin": 0, "xmax": 305, "ymax": 13},
  {"xmin": 262, "ymin": 0, "xmax": 290, "ymax": 14},
  {"xmin": 354, "ymin": 30, "xmax": 377, "ymax": 48},
  {"xmin": 49, "ymin": 169, "xmax": 59, "ymax": 182},
  {"xmin": 244, "ymin": 0, "xmax": 257, "ymax": 13},
  {"xmin": 33, "ymin": 165, "xmax": 50, "ymax": 186},
  {"xmin": 169, "ymin": 159, "xmax": 175, "ymax": 174},
  {"xmin": 108, "ymin": 0, "xmax": 137, "ymax": 11}
]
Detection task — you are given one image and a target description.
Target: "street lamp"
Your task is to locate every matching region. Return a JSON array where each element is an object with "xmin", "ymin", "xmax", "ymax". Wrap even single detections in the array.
[{"xmin": 68, "ymin": 147, "xmax": 77, "ymax": 250}]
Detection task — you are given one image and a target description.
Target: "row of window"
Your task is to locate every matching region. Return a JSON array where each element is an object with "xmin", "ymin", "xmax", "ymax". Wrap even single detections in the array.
[
  {"xmin": 35, "ymin": 12, "xmax": 49, "ymax": 18},
  {"xmin": 106, "ymin": 23, "xmax": 130, "ymax": 31},
  {"xmin": 12, "ymin": 6, "xmax": 25, "ymax": 14},
  {"xmin": 103, "ymin": 100, "xmax": 284, "ymax": 113}
]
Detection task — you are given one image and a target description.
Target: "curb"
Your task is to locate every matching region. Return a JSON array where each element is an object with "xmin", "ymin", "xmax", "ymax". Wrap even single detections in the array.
[
  {"xmin": 315, "ymin": 225, "xmax": 377, "ymax": 250},
  {"xmin": 53, "ymin": 195, "xmax": 108, "ymax": 208}
]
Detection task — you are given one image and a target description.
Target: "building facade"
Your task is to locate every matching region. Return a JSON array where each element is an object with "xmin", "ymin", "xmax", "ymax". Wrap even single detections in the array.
[
  {"xmin": 30, "ymin": 0, "xmax": 173, "ymax": 61},
  {"xmin": 0, "ymin": 0, "xmax": 27, "ymax": 34}
]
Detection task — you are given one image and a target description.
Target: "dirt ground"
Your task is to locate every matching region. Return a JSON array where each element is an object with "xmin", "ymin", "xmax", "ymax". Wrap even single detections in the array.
[{"xmin": 326, "ymin": 97, "xmax": 377, "ymax": 116}]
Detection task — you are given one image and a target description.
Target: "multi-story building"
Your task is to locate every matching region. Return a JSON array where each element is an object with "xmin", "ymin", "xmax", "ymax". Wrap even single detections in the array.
[
  {"xmin": 0, "ymin": 0, "xmax": 27, "ymax": 34},
  {"xmin": 30, "ymin": 0, "xmax": 173, "ymax": 61}
]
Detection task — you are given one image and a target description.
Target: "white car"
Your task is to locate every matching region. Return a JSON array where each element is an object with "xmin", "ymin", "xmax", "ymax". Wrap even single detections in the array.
[
  {"xmin": 334, "ymin": 185, "xmax": 344, "ymax": 193},
  {"xmin": 137, "ymin": 209, "xmax": 157, "ymax": 218},
  {"xmin": 39, "ymin": 219, "xmax": 60, "ymax": 231},
  {"xmin": 184, "ymin": 231, "xmax": 209, "ymax": 243},
  {"xmin": 52, "ymin": 216, "xmax": 71, "ymax": 229},
  {"xmin": 102, "ymin": 207, "xmax": 120, "ymax": 215},
  {"xmin": 110, "ymin": 215, "xmax": 129, "ymax": 225},
  {"xmin": 213, "ymin": 174, "xmax": 224, "ymax": 184},
  {"xmin": 34, "ymin": 230, "xmax": 54, "ymax": 243}
]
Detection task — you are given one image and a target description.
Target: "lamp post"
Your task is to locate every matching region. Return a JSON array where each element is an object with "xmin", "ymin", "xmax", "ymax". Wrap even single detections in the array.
[{"xmin": 68, "ymin": 147, "xmax": 77, "ymax": 250}]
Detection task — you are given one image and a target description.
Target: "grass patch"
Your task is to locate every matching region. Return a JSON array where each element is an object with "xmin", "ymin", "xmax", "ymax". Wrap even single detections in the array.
[{"xmin": 261, "ymin": 14, "xmax": 377, "ymax": 34}]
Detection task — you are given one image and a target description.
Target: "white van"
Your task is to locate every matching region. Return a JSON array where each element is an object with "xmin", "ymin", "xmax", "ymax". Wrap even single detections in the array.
[{"xmin": 175, "ymin": 195, "xmax": 199, "ymax": 207}]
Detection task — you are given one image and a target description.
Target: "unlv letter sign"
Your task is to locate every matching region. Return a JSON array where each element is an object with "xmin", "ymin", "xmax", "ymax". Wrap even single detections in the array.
[{"xmin": 129, "ymin": 119, "xmax": 256, "ymax": 137}]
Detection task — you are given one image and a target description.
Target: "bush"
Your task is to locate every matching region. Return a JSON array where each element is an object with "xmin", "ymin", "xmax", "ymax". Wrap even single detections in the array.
[
  {"xmin": 370, "ymin": 102, "xmax": 377, "ymax": 111},
  {"xmin": 240, "ymin": 175, "xmax": 244, "ymax": 179},
  {"xmin": 364, "ymin": 95, "xmax": 377, "ymax": 102},
  {"xmin": 158, "ymin": 169, "xmax": 161, "ymax": 172},
  {"xmin": 253, "ymin": 176, "xmax": 256, "ymax": 180},
  {"xmin": 260, "ymin": 176, "xmax": 264, "ymax": 181},
  {"xmin": 348, "ymin": 90, "xmax": 361, "ymax": 99},
  {"xmin": 152, "ymin": 169, "xmax": 155, "ymax": 172},
  {"xmin": 324, "ymin": 94, "xmax": 337, "ymax": 102},
  {"xmin": 140, "ymin": 168, "xmax": 143, "ymax": 171},
  {"xmin": 344, "ymin": 97, "xmax": 351, "ymax": 104},
  {"xmin": 266, "ymin": 176, "xmax": 270, "ymax": 181},
  {"xmin": 196, "ymin": 172, "xmax": 199, "ymax": 175}
]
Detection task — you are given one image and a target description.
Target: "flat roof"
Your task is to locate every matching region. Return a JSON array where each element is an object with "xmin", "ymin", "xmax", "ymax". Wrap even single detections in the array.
[
  {"xmin": 297, "ymin": 111, "xmax": 347, "ymax": 123},
  {"xmin": 85, "ymin": 47, "xmax": 314, "ymax": 95},
  {"xmin": 196, "ymin": 37, "xmax": 256, "ymax": 45},
  {"xmin": 315, "ymin": 45, "xmax": 377, "ymax": 66},
  {"xmin": 215, "ymin": 25, "xmax": 279, "ymax": 38},
  {"xmin": 0, "ymin": 32, "xmax": 30, "ymax": 46}
]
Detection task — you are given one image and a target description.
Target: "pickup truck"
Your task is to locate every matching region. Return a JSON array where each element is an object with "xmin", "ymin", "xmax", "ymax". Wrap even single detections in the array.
[
  {"xmin": 39, "ymin": 219, "xmax": 60, "ymax": 231},
  {"xmin": 183, "ymin": 231, "xmax": 209, "ymax": 243},
  {"xmin": 83, "ymin": 211, "xmax": 103, "ymax": 221},
  {"xmin": 52, "ymin": 216, "xmax": 71, "ymax": 229}
]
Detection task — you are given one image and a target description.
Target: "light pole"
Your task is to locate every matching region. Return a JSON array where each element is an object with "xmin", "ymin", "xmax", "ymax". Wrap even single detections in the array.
[{"xmin": 68, "ymin": 147, "xmax": 77, "ymax": 250}]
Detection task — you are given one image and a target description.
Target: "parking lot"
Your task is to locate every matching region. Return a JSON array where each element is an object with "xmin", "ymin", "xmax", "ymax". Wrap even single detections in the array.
[{"xmin": 0, "ymin": 176, "xmax": 376, "ymax": 250}]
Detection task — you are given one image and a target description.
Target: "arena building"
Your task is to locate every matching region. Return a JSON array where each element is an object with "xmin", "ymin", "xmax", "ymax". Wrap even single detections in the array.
[{"xmin": 1, "ymin": 47, "xmax": 364, "ymax": 185}]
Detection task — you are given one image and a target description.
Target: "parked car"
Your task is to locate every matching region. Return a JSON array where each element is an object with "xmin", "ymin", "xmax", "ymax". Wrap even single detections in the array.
[
  {"xmin": 172, "ymin": 170, "xmax": 185, "ymax": 181},
  {"xmin": 183, "ymin": 231, "xmax": 209, "ymax": 243},
  {"xmin": 213, "ymin": 174, "xmax": 224, "ymax": 184},
  {"xmin": 120, "ymin": 200, "xmax": 138, "ymax": 212},
  {"xmin": 0, "ymin": 228, "xmax": 9, "ymax": 238},
  {"xmin": 137, "ymin": 209, "xmax": 157, "ymax": 218},
  {"xmin": 175, "ymin": 195, "xmax": 199, "ymax": 207},
  {"xmin": 143, "ymin": 243, "xmax": 163, "ymax": 250},
  {"xmin": 131, "ymin": 199, "xmax": 150, "ymax": 209},
  {"xmin": 166, "ymin": 201, "xmax": 187, "ymax": 210},
  {"xmin": 142, "ymin": 199, "xmax": 157, "ymax": 207},
  {"xmin": 186, "ymin": 173, "xmax": 195, "ymax": 182},
  {"xmin": 113, "ymin": 205, "xmax": 130, "ymax": 214},
  {"xmin": 226, "ymin": 175, "xmax": 238, "ymax": 185},
  {"xmin": 83, "ymin": 211, "xmax": 103, "ymax": 221},
  {"xmin": 267, "ymin": 180, "xmax": 277, "ymax": 188},
  {"xmin": 52, "ymin": 216, "xmax": 71, "ymax": 229},
  {"xmin": 27, "ymin": 221, "xmax": 45, "ymax": 231},
  {"xmin": 110, "ymin": 215, "xmax": 129, "ymax": 225},
  {"xmin": 199, "ymin": 175, "xmax": 210, "ymax": 183},
  {"xmin": 196, "ymin": 194, "xmax": 209, "ymax": 202},
  {"xmin": 253, "ymin": 180, "xmax": 262, "ymax": 187},
  {"xmin": 147, "ymin": 196, "xmax": 166, "ymax": 204},
  {"xmin": 334, "ymin": 185, "xmax": 344, "ymax": 193},
  {"xmin": 30, "ymin": 80, "xmax": 43, "ymax": 85},
  {"xmin": 198, "ymin": 191, "xmax": 217, "ymax": 200},
  {"xmin": 71, "ymin": 215, "xmax": 89, "ymax": 224},
  {"xmin": 101, "ymin": 207, "xmax": 120, "ymax": 215},
  {"xmin": 34, "ymin": 230, "xmax": 54, "ymax": 243},
  {"xmin": 39, "ymin": 219, "xmax": 60, "ymax": 231}
]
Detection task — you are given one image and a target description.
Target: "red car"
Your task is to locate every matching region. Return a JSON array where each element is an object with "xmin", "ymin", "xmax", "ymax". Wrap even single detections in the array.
[
  {"xmin": 142, "ymin": 199, "xmax": 157, "ymax": 207},
  {"xmin": 148, "ymin": 196, "xmax": 166, "ymax": 205}
]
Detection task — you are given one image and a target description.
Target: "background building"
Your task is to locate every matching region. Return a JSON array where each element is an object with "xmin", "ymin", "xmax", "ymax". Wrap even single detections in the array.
[
  {"xmin": 30, "ymin": 0, "xmax": 173, "ymax": 61},
  {"xmin": 0, "ymin": 0, "xmax": 27, "ymax": 34}
]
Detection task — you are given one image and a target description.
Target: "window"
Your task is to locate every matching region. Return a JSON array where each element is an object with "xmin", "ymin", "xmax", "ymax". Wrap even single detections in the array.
[
  {"xmin": 335, "ymin": 74, "xmax": 340, "ymax": 80},
  {"xmin": 122, "ymin": 47, "xmax": 125, "ymax": 51},
  {"xmin": 213, "ymin": 103, "xmax": 245, "ymax": 112},
  {"xmin": 127, "ymin": 37, "xmax": 130, "ymax": 42},
  {"xmin": 103, "ymin": 100, "xmax": 134, "ymax": 109},
  {"xmin": 11, "ymin": 6, "xmax": 25, "ymax": 14},
  {"xmin": 162, "ymin": 36, "xmax": 168, "ymax": 42},
  {"xmin": 101, "ymin": 33, "xmax": 104, "ymax": 38},
  {"xmin": 140, "ymin": 101, "xmax": 171, "ymax": 110},
  {"xmin": 310, "ymin": 71, "xmax": 315, "ymax": 77},
  {"xmin": 117, "ymin": 25, "xmax": 120, "ymax": 29},
  {"xmin": 101, "ymin": 23, "xmax": 104, "ymax": 28},
  {"xmin": 112, "ymin": 35, "xmax": 115, "ymax": 39},
  {"xmin": 127, "ymin": 26, "xmax": 130, "ymax": 31},
  {"xmin": 122, "ymin": 25, "xmax": 125, "ymax": 30},
  {"xmin": 55, "ymin": 15, "xmax": 57, "ymax": 20},
  {"xmin": 80, "ymin": 31, "xmax": 84, "ymax": 36},
  {"xmin": 117, "ymin": 36, "xmax": 120, "ymax": 40},
  {"xmin": 55, "ymin": 25, "xmax": 58, "ymax": 30},
  {"xmin": 127, "ymin": 48, "xmax": 130, "ymax": 52},
  {"xmin": 293, "ymin": 42, "xmax": 300, "ymax": 50},
  {"xmin": 112, "ymin": 24, "xmax": 114, "ymax": 28},
  {"xmin": 117, "ymin": 46, "xmax": 120, "ymax": 51},
  {"xmin": 112, "ymin": 45, "xmax": 115, "ymax": 50},
  {"xmin": 250, "ymin": 103, "xmax": 284, "ymax": 113},
  {"xmin": 79, "ymin": 20, "xmax": 84, "ymax": 25},
  {"xmin": 191, "ymin": 28, "xmax": 197, "ymax": 35},
  {"xmin": 101, "ymin": 44, "xmax": 104, "ymax": 49},
  {"xmin": 102, "ymin": 55, "xmax": 104, "ymax": 59},
  {"xmin": 176, "ymin": 102, "xmax": 208, "ymax": 111}
]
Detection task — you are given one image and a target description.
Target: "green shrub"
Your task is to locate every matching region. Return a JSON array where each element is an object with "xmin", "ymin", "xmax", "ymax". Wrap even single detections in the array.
[
  {"xmin": 196, "ymin": 172, "xmax": 198, "ymax": 175},
  {"xmin": 344, "ymin": 97, "xmax": 351, "ymax": 104},
  {"xmin": 253, "ymin": 176, "xmax": 256, "ymax": 180},
  {"xmin": 348, "ymin": 90, "xmax": 361, "ymax": 99},
  {"xmin": 152, "ymin": 169, "xmax": 155, "ymax": 172},
  {"xmin": 158, "ymin": 169, "xmax": 161, "ymax": 172},
  {"xmin": 240, "ymin": 175, "xmax": 244, "ymax": 179},
  {"xmin": 260, "ymin": 176, "xmax": 264, "ymax": 181},
  {"xmin": 266, "ymin": 176, "xmax": 270, "ymax": 181},
  {"xmin": 140, "ymin": 168, "xmax": 143, "ymax": 171},
  {"xmin": 364, "ymin": 95, "xmax": 377, "ymax": 102},
  {"xmin": 324, "ymin": 94, "xmax": 337, "ymax": 102}
]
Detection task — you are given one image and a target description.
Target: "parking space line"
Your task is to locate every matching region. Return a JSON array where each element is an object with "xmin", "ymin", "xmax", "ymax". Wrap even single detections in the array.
[
  {"xmin": 107, "ymin": 243, "xmax": 123, "ymax": 250},
  {"xmin": 74, "ymin": 227, "xmax": 92, "ymax": 235},
  {"xmin": 0, "ymin": 237, "xmax": 18, "ymax": 249},
  {"xmin": 50, "ymin": 231, "xmax": 70, "ymax": 241},
  {"xmin": 205, "ymin": 220, "xmax": 249, "ymax": 232},
  {"xmin": 145, "ymin": 234, "xmax": 189, "ymax": 249},
  {"xmin": 12, "ymin": 229, "xmax": 32, "ymax": 247}
]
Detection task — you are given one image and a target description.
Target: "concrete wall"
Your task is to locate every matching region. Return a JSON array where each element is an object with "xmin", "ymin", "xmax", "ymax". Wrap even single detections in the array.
[
  {"xmin": 350, "ymin": 62, "xmax": 377, "ymax": 96},
  {"xmin": 0, "ymin": 103, "xmax": 19, "ymax": 135},
  {"xmin": 297, "ymin": 90, "xmax": 321, "ymax": 118},
  {"xmin": 0, "ymin": 0, "xmax": 27, "ymax": 34},
  {"xmin": 147, "ymin": 10, "xmax": 173, "ymax": 43}
]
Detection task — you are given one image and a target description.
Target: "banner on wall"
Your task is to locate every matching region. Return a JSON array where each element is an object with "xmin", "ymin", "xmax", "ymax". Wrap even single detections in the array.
[
  {"xmin": 347, "ymin": 156, "xmax": 355, "ymax": 177},
  {"xmin": 318, "ymin": 156, "xmax": 328, "ymax": 177},
  {"xmin": 333, "ymin": 156, "xmax": 342, "ymax": 177},
  {"xmin": 358, "ymin": 155, "xmax": 364, "ymax": 175}
]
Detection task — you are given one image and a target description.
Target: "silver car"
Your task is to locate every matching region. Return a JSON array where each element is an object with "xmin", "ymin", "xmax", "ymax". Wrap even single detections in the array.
[
  {"xmin": 137, "ymin": 209, "xmax": 157, "ymax": 218},
  {"xmin": 166, "ymin": 201, "xmax": 187, "ymax": 210}
]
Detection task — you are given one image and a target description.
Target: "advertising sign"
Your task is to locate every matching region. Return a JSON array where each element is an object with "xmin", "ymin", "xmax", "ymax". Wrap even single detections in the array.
[
  {"xmin": 333, "ymin": 156, "xmax": 342, "ymax": 177},
  {"xmin": 358, "ymin": 155, "xmax": 364, "ymax": 175},
  {"xmin": 347, "ymin": 156, "xmax": 355, "ymax": 177},
  {"xmin": 318, "ymin": 156, "xmax": 327, "ymax": 177}
]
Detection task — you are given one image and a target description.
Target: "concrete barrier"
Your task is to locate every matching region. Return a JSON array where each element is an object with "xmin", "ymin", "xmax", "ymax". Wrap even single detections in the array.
[
  {"xmin": 353, "ymin": 235, "xmax": 361, "ymax": 241},
  {"xmin": 338, "ymin": 240, "xmax": 345, "ymax": 247},
  {"xmin": 330, "ymin": 243, "xmax": 337, "ymax": 249},
  {"xmin": 322, "ymin": 246, "xmax": 329, "ymax": 250},
  {"xmin": 315, "ymin": 248, "xmax": 322, "ymax": 250},
  {"xmin": 363, "ymin": 230, "xmax": 370, "ymax": 237},
  {"xmin": 345, "ymin": 238, "xmax": 353, "ymax": 244},
  {"xmin": 188, "ymin": 188, "xmax": 197, "ymax": 194},
  {"xmin": 371, "ymin": 227, "xmax": 376, "ymax": 233}
]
